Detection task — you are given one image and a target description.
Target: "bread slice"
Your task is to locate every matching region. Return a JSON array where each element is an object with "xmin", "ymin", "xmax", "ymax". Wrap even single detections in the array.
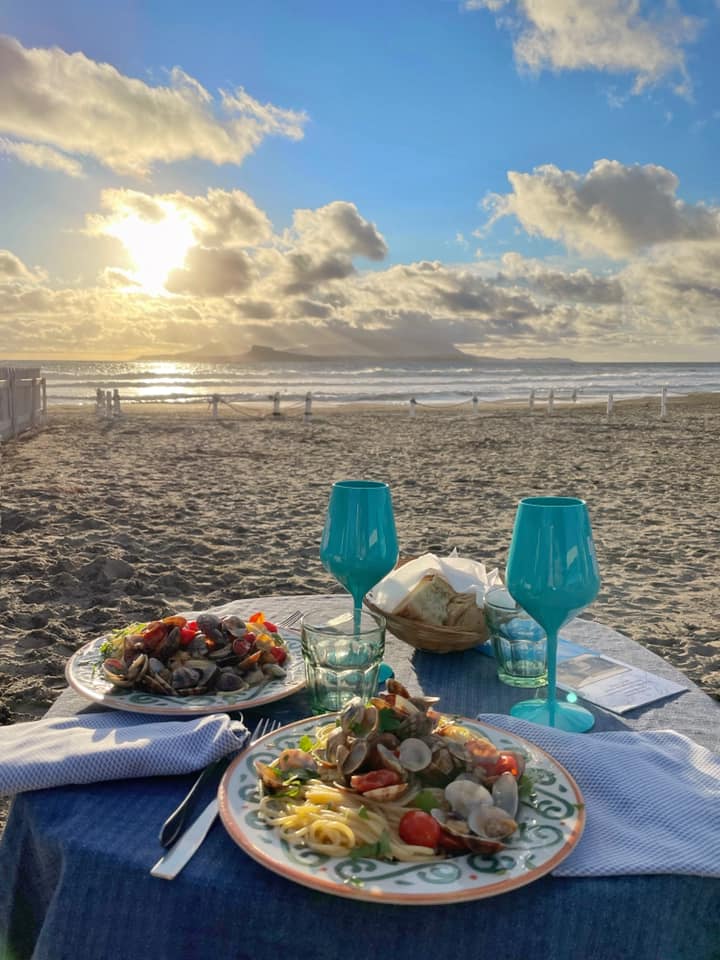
[
  {"xmin": 446, "ymin": 591, "xmax": 485, "ymax": 632},
  {"xmin": 395, "ymin": 574, "xmax": 456, "ymax": 626}
]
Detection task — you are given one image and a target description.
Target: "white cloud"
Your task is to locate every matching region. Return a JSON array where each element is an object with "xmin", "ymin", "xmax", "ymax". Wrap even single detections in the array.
[
  {"xmin": 0, "ymin": 137, "xmax": 84, "ymax": 177},
  {"xmin": 5, "ymin": 160, "xmax": 720, "ymax": 359},
  {"xmin": 0, "ymin": 34, "xmax": 307, "ymax": 176},
  {"xmin": 484, "ymin": 160, "xmax": 720, "ymax": 258},
  {"xmin": 465, "ymin": 0, "xmax": 701, "ymax": 94}
]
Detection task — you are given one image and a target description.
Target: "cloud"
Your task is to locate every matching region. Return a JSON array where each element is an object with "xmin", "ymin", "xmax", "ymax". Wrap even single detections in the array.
[
  {"xmin": 465, "ymin": 0, "xmax": 701, "ymax": 94},
  {"xmin": 165, "ymin": 246, "xmax": 254, "ymax": 296},
  {"xmin": 291, "ymin": 202, "xmax": 388, "ymax": 260},
  {"xmin": 89, "ymin": 187, "xmax": 273, "ymax": 248},
  {"xmin": 0, "ymin": 34, "xmax": 307, "ymax": 176},
  {"xmin": 0, "ymin": 248, "xmax": 40, "ymax": 281},
  {"xmin": 0, "ymin": 137, "xmax": 84, "ymax": 177},
  {"xmin": 484, "ymin": 160, "xmax": 720, "ymax": 258},
  {"xmin": 6, "ymin": 158, "xmax": 720, "ymax": 360}
]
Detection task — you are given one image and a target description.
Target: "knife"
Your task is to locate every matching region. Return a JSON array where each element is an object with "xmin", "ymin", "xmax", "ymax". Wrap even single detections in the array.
[{"xmin": 150, "ymin": 798, "xmax": 219, "ymax": 880}]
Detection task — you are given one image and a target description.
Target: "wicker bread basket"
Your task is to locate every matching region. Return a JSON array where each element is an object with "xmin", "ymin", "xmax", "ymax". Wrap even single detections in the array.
[{"xmin": 364, "ymin": 557, "xmax": 489, "ymax": 654}]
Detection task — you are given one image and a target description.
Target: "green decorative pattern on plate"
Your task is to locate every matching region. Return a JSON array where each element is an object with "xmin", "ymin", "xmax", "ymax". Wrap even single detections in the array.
[
  {"xmin": 66, "ymin": 632, "xmax": 306, "ymax": 715},
  {"xmin": 217, "ymin": 715, "xmax": 585, "ymax": 904}
]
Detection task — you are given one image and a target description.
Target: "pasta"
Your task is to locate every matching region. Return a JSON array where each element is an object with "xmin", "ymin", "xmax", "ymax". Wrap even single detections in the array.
[
  {"xmin": 259, "ymin": 782, "xmax": 443, "ymax": 861},
  {"xmin": 255, "ymin": 683, "xmax": 525, "ymax": 863}
]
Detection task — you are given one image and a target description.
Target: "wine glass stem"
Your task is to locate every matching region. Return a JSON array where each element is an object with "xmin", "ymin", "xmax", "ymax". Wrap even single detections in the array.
[
  {"xmin": 547, "ymin": 628, "xmax": 558, "ymax": 727},
  {"xmin": 352, "ymin": 595, "xmax": 363, "ymax": 634}
]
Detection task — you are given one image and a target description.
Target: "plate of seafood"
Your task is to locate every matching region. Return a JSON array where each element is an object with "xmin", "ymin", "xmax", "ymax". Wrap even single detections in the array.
[
  {"xmin": 218, "ymin": 680, "xmax": 585, "ymax": 904},
  {"xmin": 66, "ymin": 611, "xmax": 306, "ymax": 715}
]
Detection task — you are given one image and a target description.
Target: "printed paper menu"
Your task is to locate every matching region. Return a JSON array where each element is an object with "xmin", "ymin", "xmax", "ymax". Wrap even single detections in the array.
[{"xmin": 555, "ymin": 639, "xmax": 688, "ymax": 714}]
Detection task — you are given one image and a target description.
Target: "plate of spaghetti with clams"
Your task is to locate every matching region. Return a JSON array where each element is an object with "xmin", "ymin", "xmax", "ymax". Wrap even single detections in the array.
[{"xmin": 218, "ymin": 680, "xmax": 585, "ymax": 904}]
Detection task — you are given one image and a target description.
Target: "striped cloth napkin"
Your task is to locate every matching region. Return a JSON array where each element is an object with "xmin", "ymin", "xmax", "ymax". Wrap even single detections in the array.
[
  {"xmin": 0, "ymin": 711, "xmax": 249, "ymax": 795},
  {"xmin": 481, "ymin": 714, "xmax": 720, "ymax": 877}
]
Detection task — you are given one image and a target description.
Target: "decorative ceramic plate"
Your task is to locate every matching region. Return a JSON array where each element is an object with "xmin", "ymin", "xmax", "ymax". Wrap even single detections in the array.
[
  {"xmin": 66, "ymin": 632, "xmax": 306, "ymax": 715},
  {"xmin": 218, "ymin": 715, "xmax": 585, "ymax": 904}
]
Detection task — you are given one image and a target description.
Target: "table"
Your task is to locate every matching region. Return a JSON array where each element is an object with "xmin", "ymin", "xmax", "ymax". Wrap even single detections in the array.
[{"xmin": 1, "ymin": 594, "xmax": 719, "ymax": 960}]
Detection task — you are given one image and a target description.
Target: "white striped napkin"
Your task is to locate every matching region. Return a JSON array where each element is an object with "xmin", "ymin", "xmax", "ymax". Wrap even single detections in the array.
[
  {"xmin": 480, "ymin": 714, "xmax": 720, "ymax": 877},
  {"xmin": 0, "ymin": 711, "xmax": 248, "ymax": 795}
]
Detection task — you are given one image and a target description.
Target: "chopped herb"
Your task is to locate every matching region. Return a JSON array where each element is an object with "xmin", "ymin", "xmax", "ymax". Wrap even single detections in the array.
[
  {"xmin": 357, "ymin": 805, "xmax": 370, "ymax": 820},
  {"xmin": 298, "ymin": 735, "xmax": 314, "ymax": 753},
  {"xmin": 518, "ymin": 773, "xmax": 536, "ymax": 801},
  {"xmin": 351, "ymin": 830, "xmax": 392, "ymax": 861},
  {"xmin": 277, "ymin": 783, "xmax": 302, "ymax": 799},
  {"xmin": 377, "ymin": 711, "xmax": 403, "ymax": 733}
]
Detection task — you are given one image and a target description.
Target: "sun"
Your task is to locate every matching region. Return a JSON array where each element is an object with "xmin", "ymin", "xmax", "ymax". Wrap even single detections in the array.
[{"xmin": 107, "ymin": 210, "xmax": 196, "ymax": 295}]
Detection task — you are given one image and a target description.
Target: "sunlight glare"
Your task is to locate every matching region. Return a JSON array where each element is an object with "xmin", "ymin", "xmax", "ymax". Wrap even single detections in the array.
[{"xmin": 108, "ymin": 211, "xmax": 195, "ymax": 294}]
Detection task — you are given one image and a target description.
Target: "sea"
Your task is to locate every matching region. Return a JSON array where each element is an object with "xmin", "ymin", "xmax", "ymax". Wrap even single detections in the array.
[{"xmin": 6, "ymin": 358, "xmax": 720, "ymax": 408}]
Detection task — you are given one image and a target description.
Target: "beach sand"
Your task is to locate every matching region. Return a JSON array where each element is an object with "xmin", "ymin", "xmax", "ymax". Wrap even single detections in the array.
[{"xmin": 1, "ymin": 393, "xmax": 719, "ymax": 736}]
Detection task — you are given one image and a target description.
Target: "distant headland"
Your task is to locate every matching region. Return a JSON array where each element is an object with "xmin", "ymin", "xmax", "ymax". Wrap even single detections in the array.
[{"xmin": 133, "ymin": 344, "xmax": 576, "ymax": 365}]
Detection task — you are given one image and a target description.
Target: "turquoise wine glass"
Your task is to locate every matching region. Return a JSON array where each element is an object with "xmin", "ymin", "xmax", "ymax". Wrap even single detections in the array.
[
  {"xmin": 505, "ymin": 496, "xmax": 601, "ymax": 732},
  {"xmin": 320, "ymin": 480, "xmax": 399, "ymax": 612}
]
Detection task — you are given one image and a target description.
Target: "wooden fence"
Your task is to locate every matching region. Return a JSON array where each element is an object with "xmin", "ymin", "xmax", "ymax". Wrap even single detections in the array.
[{"xmin": 0, "ymin": 367, "xmax": 47, "ymax": 441}]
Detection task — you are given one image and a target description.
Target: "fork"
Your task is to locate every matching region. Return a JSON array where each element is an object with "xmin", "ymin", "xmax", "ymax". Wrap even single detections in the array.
[
  {"xmin": 151, "ymin": 717, "xmax": 282, "ymax": 880},
  {"xmin": 158, "ymin": 717, "xmax": 281, "ymax": 848},
  {"xmin": 277, "ymin": 609, "xmax": 304, "ymax": 630}
]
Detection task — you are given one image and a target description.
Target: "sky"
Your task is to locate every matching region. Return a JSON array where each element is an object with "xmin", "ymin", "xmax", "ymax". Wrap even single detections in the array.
[{"xmin": 1, "ymin": 0, "xmax": 719, "ymax": 361}]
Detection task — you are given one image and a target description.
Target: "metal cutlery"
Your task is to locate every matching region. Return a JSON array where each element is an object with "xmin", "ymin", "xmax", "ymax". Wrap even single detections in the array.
[
  {"xmin": 159, "ymin": 754, "xmax": 233, "ymax": 848},
  {"xmin": 277, "ymin": 609, "xmax": 303, "ymax": 630},
  {"xmin": 150, "ymin": 717, "xmax": 281, "ymax": 880}
]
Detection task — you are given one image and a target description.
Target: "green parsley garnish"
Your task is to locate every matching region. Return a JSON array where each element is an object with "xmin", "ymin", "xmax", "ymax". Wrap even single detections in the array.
[
  {"xmin": 357, "ymin": 805, "xmax": 370, "ymax": 820},
  {"xmin": 410, "ymin": 790, "xmax": 437, "ymax": 814},
  {"xmin": 298, "ymin": 735, "xmax": 314, "ymax": 753},
  {"xmin": 351, "ymin": 830, "xmax": 392, "ymax": 861}
]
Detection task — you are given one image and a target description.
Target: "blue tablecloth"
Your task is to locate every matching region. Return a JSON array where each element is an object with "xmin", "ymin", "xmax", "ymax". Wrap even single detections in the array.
[{"xmin": 2, "ymin": 595, "xmax": 719, "ymax": 960}]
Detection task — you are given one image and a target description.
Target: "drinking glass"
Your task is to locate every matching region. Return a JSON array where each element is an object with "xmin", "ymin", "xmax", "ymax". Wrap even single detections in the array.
[
  {"xmin": 505, "ymin": 496, "xmax": 601, "ymax": 732},
  {"xmin": 320, "ymin": 480, "xmax": 399, "ymax": 611},
  {"xmin": 301, "ymin": 605, "xmax": 386, "ymax": 713}
]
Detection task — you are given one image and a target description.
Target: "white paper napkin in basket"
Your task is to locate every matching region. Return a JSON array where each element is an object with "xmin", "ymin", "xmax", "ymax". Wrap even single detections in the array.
[
  {"xmin": 480, "ymin": 714, "xmax": 720, "ymax": 877},
  {"xmin": 0, "ymin": 711, "xmax": 249, "ymax": 796},
  {"xmin": 372, "ymin": 551, "xmax": 503, "ymax": 613}
]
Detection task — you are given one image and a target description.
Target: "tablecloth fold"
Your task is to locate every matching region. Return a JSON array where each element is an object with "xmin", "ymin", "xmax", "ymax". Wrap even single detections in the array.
[
  {"xmin": 0, "ymin": 711, "xmax": 249, "ymax": 795},
  {"xmin": 480, "ymin": 713, "xmax": 720, "ymax": 878}
]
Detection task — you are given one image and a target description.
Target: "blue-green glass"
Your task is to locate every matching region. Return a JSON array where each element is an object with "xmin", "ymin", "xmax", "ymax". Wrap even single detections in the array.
[
  {"xmin": 505, "ymin": 496, "xmax": 601, "ymax": 732},
  {"xmin": 320, "ymin": 480, "xmax": 399, "ymax": 611}
]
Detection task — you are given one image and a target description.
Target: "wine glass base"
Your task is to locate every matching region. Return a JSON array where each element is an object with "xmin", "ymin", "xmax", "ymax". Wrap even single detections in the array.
[{"xmin": 510, "ymin": 698, "xmax": 595, "ymax": 732}]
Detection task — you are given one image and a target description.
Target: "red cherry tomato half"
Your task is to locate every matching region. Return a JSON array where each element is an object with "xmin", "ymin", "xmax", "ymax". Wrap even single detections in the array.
[
  {"xmin": 350, "ymin": 769, "xmax": 401, "ymax": 793},
  {"xmin": 398, "ymin": 811, "xmax": 442, "ymax": 850},
  {"xmin": 179, "ymin": 622, "xmax": 199, "ymax": 646},
  {"xmin": 269, "ymin": 645, "xmax": 287, "ymax": 664},
  {"xmin": 263, "ymin": 620, "xmax": 278, "ymax": 633},
  {"xmin": 487, "ymin": 752, "xmax": 521, "ymax": 778}
]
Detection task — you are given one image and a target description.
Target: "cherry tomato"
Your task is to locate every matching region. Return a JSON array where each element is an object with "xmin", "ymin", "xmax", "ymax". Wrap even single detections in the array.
[
  {"xmin": 481, "ymin": 752, "xmax": 521, "ymax": 779},
  {"xmin": 263, "ymin": 620, "xmax": 278, "ymax": 633},
  {"xmin": 179, "ymin": 621, "xmax": 199, "ymax": 646},
  {"xmin": 350, "ymin": 769, "xmax": 401, "ymax": 793},
  {"xmin": 269, "ymin": 645, "xmax": 287, "ymax": 664},
  {"xmin": 398, "ymin": 811, "xmax": 442, "ymax": 849}
]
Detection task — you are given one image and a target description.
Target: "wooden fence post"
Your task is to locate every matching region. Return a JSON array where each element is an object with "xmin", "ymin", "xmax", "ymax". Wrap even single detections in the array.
[
  {"xmin": 112, "ymin": 389, "xmax": 121, "ymax": 418},
  {"xmin": 211, "ymin": 394, "xmax": 219, "ymax": 419},
  {"xmin": 304, "ymin": 391, "xmax": 313, "ymax": 422},
  {"xmin": 105, "ymin": 390, "xmax": 113, "ymax": 419},
  {"xmin": 660, "ymin": 386, "xmax": 668, "ymax": 421},
  {"xmin": 41, "ymin": 378, "xmax": 47, "ymax": 423},
  {"xmin": 529, "ymin": 389, "xmax": 535, "ymax": 413},
  {"xmin": 607, "ymin": 393, "xmax": 614, "ymax": 420},
  {"xmin": 547, "ymin": 388, "xmax": 555, "ymax": 415},
  {"xmin": 409, "ymin": 397, "xmax": 417, "ymax": 418},
  {"xmin": 472, "ymin": 393, "xmax": 479, "ymax": 415},
  {"xmin": 272, "ymin": 392, "xmax": 281, "ymax": 417}
]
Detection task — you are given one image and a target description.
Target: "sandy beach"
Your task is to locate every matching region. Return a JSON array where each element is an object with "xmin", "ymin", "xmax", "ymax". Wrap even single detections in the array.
[
  {"xmin": 2, "ymin": 393, "xmax": 719, "ymax": 727},
  {"xmin": 2, "ymin": 393, "xmax": 720, "ymax": 829}
]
